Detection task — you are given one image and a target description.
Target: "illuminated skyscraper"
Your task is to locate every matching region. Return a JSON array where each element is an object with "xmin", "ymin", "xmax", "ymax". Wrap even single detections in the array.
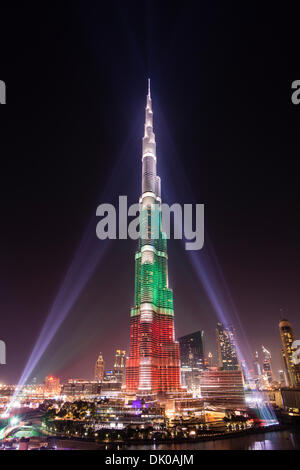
[
  {"xmin": 279, "ymin": 319, "xmax": 300, "ymax": 388},
  {"xmin": 199, "ymin": 368, "xmax": 245, "ymax": 407},
  {"xmin": 94, "ymin": 353, "xmax": 105, "ymax": 382},
  {"xmin": 178, "ymin": 331, "xmax": 205, "ymax": 369},
  {"xmin": 126, "ymin": 80, "xmax": 182, "ymax": 396},
  {"xmin": 262, "ymin": 345, "xmax": 273, "ymax": 385},
  {"xmin": 178, "ymin": 331, "xmax": 205, "ymax": 394},
  {"xmin": 113, "ymin": 349, "xmax": 126, "ymax": 383},
  {"xmin": 45, "ymin": 375, "xmax": 61, "ymax": 396},
  {"xmin": 216, "ymin": 322, "xmax": 239, "ymax": 371},
  {"xmin": 114, "ymin": 349, "xmax": 126, "ymax": 372}
]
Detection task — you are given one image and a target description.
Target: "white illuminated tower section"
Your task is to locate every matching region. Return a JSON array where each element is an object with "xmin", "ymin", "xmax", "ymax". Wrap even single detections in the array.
[{"xmin": 126, "ymin": 80, "xmax": 182, "ymax": 397}]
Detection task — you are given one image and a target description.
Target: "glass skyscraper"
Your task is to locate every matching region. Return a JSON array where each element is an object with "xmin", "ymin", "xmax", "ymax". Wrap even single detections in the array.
[
  {"xmin": 113, "ymin": 349, "xmax": 126, "ymax": 383},
  {"xmin": 279, "ymin": 319, "xmax": 300, "ymax": 388},
  {"xmin": 216, "ymin": 322, "xmax": 239, "ymax": 371},
  {"xmin": 178, "ymin": 331, "xmax": 205, "ymax": 394},
  {"xmin": 178, "ymin": 331, "xmax": 205, "ymax": 369},
  {"xmin": 262, "ymin": 345, "xmax": 273, "ymax": 385}
]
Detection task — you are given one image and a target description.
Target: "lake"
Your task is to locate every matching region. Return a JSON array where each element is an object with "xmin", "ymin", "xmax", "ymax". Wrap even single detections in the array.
[{"xmin": 124, "ymin": 429, "xmax": 300, "ymax": 450}]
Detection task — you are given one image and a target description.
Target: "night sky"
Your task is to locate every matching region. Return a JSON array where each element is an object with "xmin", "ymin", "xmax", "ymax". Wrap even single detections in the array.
[{"xmin": 1, "ymin": 2, "xmax": 300, "ymax": 384}]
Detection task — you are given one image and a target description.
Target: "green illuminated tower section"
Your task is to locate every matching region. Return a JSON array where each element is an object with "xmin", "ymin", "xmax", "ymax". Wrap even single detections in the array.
[{"xmin": 126, "ymin": 80, "xmax": 181, "ymax": 396}]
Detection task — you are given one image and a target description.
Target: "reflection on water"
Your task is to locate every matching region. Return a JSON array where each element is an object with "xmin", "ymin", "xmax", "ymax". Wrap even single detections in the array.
[
  {"xmin": 124, "ymin": 430, "xmax": 300, "ymax": 450},
  {"xmin": 250, "ymin": 439, "xmax": 274, "ymax": 450}
]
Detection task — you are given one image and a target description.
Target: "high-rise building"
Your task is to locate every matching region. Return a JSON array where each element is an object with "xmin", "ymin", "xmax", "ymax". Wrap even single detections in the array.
[
  {"xmin": 126, "ymin": 81, "xmax": 182, "ymax": 397},
  {"xmin": 216, "ymin": 322, "xmax": 239, "ymax": 371},
  {"xmin": 199, "ymin": 368, "xmax": 245, "ymax": 407},
  {"xmin": 45, "ymin": 375, "xmax": 61, "ymax": 396},
  {"xmin": 178, "ymin": 331, "xmax": 205, "ymax": 394},
  {"xmin": 279, "ymin": 319, "xmax": 300, "ymax": 388},
  {"xmin": 178, "ymin": 331, "xmax": 205, "ymax": 369},
  {"xmin": 262, "ymin": 345, "xmax": 273, "ymax": 385},
  {"xmin": 252, "ymin": 350, "xmax": 262, "ymax": 388},
  {"xmin": 114, "ymin": 349, "xmax": 126, "ymax": 372},
  {"xmin": 94, "ymin": 353, "xmax": 105, "ymax": 382},
  {"xmin": 113, "ymin": 349, "xmax": 126, "ymax": 383}
]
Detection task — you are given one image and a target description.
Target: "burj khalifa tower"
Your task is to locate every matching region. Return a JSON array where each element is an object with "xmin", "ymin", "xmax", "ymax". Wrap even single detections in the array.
[{"xmin": 126, "ymin": 81, "xmax": 182, "ymax": 398}]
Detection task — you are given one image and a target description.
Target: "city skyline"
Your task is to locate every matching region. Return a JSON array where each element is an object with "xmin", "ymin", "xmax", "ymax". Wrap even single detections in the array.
[{"xmin": 1, "ymin": 3, "xmax": 300, "ymax": 389}]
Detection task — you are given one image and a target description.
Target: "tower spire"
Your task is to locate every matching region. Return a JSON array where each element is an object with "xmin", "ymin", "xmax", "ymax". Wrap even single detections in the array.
[{"xmin": 143, "ymin": 79, "xmax": 156, "ymax": 161}]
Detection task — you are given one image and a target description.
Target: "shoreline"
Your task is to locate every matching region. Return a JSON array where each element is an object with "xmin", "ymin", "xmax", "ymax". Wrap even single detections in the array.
[
  {"xmin": 3, "ymin": 424, "xmax": 298, "ymax": 450},
  {"xmin": 122, "ymin": 424, "xmax": 284, "ymax": 448}
]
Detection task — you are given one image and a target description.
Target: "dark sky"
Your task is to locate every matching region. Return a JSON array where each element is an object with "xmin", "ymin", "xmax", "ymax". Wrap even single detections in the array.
[{"xmin": 0, "ymin": 1, "xmax": 300, "ymax": 384}]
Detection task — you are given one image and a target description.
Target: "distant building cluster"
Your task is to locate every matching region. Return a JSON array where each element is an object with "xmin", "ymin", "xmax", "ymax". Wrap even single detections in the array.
[
  {"xmin": 59, "ymin": 349, "xmax": 127, "ymax": 399},
  {"xmin": 173, "ymin": 317, "xmax": 300, "ymax": 409},
  {"xmin": 32, "ymin": 317, "xmax": 300, "ymax": 411},
  {"xmin": 177, "ymin": 323, "xmax": 244, "ymax": 407},
  {"xmin": 36, "ymin": 84, "xmax": 300, "ymax": 417}
]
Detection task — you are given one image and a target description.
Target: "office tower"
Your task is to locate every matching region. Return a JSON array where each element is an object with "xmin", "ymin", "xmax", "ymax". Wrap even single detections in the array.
[
  {"xmin": 199, "ymin": 368, "xmax": 245, "ymax": 407},
  {"xmin": 45, "ymin": 375, "xmax": 61, "ymax": 396},
  {"xmin": 94, "ymin": 353, "xmax": 105, "ymax": 382},
  {"xmin": 126, "ymin": 81, "xmax": 182, "ymax": 396},
  {"xmin": 113, "ymin": 349, "xmax": 126, "ymax": 383},
  {"xmin": 279, "ymin": 319, "xmax": 300, "ymax": 388},
  {"xmin": 178, "ymin": 331, "xmax": 205, "ymax": 369},
  {"xmin": 208, "ymin": 352, "xmax": 213, "ymax": 368},
  {"xmin": 216, "ymin": 322, "xmax": 239, "ymax": 371},
  {"xmin": 262, "ymin": 345, "xmax": 273, "ymax": 385},
  {"xmin": 178, "ymin": 331, "xmax": 205, "ymax": 394},
  {"xmin": 252, "ymin": 350, "xmax": 262, "ymax": 389},
  {"xmin": 114, "ymin": 349, "xmax": 126, "ymax": 372}
]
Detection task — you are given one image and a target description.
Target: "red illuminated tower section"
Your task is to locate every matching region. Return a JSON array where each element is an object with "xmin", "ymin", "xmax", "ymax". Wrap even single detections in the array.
[{"xmin": 126, "ymin": 80, "xmax": 182, "ymax": 397}]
